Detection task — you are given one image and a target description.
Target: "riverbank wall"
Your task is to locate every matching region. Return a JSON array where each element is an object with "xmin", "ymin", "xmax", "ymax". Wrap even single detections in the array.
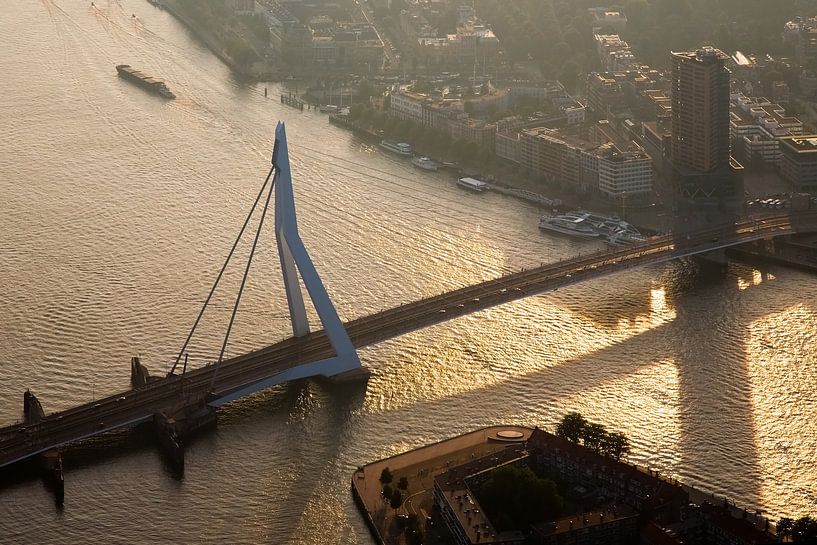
[{"xmin": 153, "ymin": 0, "xmax": 279, "ymax": 81}]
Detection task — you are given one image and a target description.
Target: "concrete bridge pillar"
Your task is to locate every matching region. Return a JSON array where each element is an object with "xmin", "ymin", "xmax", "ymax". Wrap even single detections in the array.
[
  {"xmin": 22, "ymin": 390, "xmax": 64, "ymax": 506},
  {"xmin": 695, "ymin": 249, "xmax": 729, "ymax": 275},
  {"xmin": 130, "ymin": 356, "xmax": 151, "ymax": 388}
]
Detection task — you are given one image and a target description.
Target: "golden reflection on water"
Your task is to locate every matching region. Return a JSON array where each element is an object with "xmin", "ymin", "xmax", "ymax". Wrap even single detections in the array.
[
  {"xmin": 559, "ymin": 359, "xmax": 682, "ymax": 465},
  {"xmin": 746, "ymin": 304, "xmax": 817, "ymax": 517},
  {"xmin": 365, "ymin": 277, "xmax": 680, "ymax": 415},
  {"xmin": 737, "ymin": 269, "xmax": 766, "ymax": 291}
]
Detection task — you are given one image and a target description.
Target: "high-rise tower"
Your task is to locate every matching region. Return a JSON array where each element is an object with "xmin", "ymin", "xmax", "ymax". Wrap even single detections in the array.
[{"xmin": 670, "ymin": 47, "xmax": 740, "ymax": 201}]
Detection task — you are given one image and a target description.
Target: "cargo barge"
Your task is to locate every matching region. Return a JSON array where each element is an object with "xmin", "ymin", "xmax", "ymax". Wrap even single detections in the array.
[{"xmin": 115, "ymin": 64, "xmax": 175, "ymax": 99}]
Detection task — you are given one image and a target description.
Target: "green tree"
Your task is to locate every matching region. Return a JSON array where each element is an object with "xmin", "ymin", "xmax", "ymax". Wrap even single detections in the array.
[
  {"xmin": 390, "ymin": 489, "xmax": 403, "ymax": 509},
  {"xmin": 581, "ymin": 422, "xmax": 608, "ymax": 452},
  {"xmin": 555, "ymin": 412, "xmax": 587, "ymax": 443},
  {"xmin": 602, "ymin": 431, "xmax": 631, "ymax": 461},
  {"xmin": 477, "ymin": 465, "xmax": 563, "ymax": 531},
  {"xmin": 380, "ymin": 467, "xmax": 393, "ymax": 484},
  {"xmin": 792, "ymin": 516, "xmax": 817, "ymax": 542},
  {"xmin": 777, "ymin": 517, "xmax": 794, "ymax": 540}
]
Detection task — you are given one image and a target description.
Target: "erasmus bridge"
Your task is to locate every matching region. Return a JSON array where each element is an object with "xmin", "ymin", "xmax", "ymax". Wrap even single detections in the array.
[{"xmin": 2, "ymin": 122, "xmax": 816, "ymax": 478}]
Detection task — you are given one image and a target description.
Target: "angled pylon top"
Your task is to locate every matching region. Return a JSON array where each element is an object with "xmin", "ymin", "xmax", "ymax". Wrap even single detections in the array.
[{"xmin": 272, "ymin": 122, "xmax": 360, "ymax": 367}]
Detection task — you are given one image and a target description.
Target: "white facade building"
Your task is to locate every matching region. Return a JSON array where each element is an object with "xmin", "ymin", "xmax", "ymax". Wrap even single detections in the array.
[{"xmin": 596, "ymin": 147, "xmax": 653, "ymax": 198}]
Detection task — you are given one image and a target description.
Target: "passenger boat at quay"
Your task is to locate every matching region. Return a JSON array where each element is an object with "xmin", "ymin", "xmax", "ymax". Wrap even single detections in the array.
[
  {"xmin": 379, "ymin": 139, "xmax": 412, "ymax": 156},
  {"xmin": 538, "ymin": 213, "xmax": 601, "ymax": 238},
  {"xmin": 457, "ymin": 177, "xmax": 489, "ymax": 192},
  {"xmin": 538, "ymin": 210, "xmax": 645, "ymax": 242},
  {"xmin": 115, "ymin": 64, "xmax": 175, "ymax": 99},
  {"xmin": 410, "ymin": 156, "xmax": 441, "ymax": 171}
]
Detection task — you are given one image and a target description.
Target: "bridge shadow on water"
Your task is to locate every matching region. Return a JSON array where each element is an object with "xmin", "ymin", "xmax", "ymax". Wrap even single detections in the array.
[
  {"xmin": 209, "ymin": 376, "xmax": 368, "ymax": 544},
  {"xmin": 371, "ymin": 258, "xmax": 812, "ymax": 512}
]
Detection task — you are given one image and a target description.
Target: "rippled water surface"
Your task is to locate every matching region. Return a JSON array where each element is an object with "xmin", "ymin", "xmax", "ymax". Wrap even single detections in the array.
[{"xmin": 1, "ymin": 2, "xmax": 816, "ymax": 543}]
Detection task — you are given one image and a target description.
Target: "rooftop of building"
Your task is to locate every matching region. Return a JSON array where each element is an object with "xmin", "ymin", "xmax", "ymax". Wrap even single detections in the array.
[
  {"xmin": 594, "ymin": 120, "xmax": 639, "ymax": 151},
  {"xmin": 698, "ymin": 502, "xmax": 773, "ymax": 544},
  {"xmin": 672, "ymin": 46, "xmax": 729, "ymax": 63},
  {"xmin": 520, "ymin": 126, "xmax": 601, "ymax": 152},
  {"xmin": 780, "ymin": 135, "xmax": 817, "ymax": 153},
  {"xmin": 729, "ymin": 94, "xmax": 802, "ymax": 132},
  {"xmin": 531, "ymin": 506, "xmax": 638, "ymax": 537},
  {"xmin": 527, "ymin": 428, "xmax": 688, "ymax": 509},
  {"xmin": 434, "ymin": 446, "xmax": 528, "ymax": 545}
]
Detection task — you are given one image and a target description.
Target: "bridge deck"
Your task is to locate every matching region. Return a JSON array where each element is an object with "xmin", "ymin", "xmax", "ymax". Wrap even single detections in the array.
[{"xmin": 1, "ymin": 212, "xmax": 815, "ymax": 468}]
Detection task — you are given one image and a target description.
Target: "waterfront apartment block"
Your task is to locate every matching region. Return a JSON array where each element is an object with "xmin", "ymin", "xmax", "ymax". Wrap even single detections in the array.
[
  {"xmin": 780, "ymin": 136, "xmax": 817, "ymax": 194},
  {"xmin": 388, "ymin": 85, "xmax": 583, "ymax": 149},
  {"xmin": 531, "ymin": 508, "xmax": 639, "ymax": 545},
  {"xmin": 497, "ymin": 124, "xmax": 653, "ymax": 199},
  {"xmin": 527, "ymin": 429, "xmax": 688, "ymax": 523},
  {"xmin": 423, "ymin": 426, "xmax": 777, "ymax": 545}
]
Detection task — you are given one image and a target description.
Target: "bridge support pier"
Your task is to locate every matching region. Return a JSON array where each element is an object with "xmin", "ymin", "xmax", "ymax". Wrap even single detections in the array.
[
  {"xmin": 23, "ymin": 389, "xmax": 44, "ymax": 422},
  {"xmin": 131, "ymin": 356, "xmax": 152, "ymax": 388},
  {"xmin": 695, "ymin": 249, "xmax": 729, "ymax": 275},
  {"xmin": 321, "ymin": 367, "xmax": 372, "ymax": 384},
  {"xmin": 22, "ymin": 390, "xmax": 64, "ymax": 506},
  {"xmin": 153, "ymin": 401, "xmax": 217, "ymax": 474}
]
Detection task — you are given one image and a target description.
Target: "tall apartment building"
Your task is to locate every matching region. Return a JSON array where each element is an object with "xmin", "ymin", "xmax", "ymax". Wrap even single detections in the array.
[{"xmin": 670, "ymin": 47, "xmax": 740, "ymax": 200}]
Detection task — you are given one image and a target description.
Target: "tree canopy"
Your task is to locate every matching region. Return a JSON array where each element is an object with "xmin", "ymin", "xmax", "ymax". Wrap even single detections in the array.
[
  {"xmin": 555, "ymin": 412, "xmax": 631, "ymax": 461},
  {"xmin": 477, "ymin": 465, "xmax": 564, "ymax": 531}
]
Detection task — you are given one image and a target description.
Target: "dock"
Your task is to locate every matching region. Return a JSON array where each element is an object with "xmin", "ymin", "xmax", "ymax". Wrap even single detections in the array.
[{"xmin": 280, "ymin": 93, "xmax": 304, "ymax": 111}]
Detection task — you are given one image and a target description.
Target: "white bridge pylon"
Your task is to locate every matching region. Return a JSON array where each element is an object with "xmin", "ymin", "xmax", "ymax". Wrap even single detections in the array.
[{"xmin": 211, "ymin": 122, "xmax": 362, "ymax": 406}]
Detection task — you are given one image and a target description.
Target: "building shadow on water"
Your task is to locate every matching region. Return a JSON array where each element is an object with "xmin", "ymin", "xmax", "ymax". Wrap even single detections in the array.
[{"xmin": 368, "ymin": 260, "xmax": 812, "ymax": 513}]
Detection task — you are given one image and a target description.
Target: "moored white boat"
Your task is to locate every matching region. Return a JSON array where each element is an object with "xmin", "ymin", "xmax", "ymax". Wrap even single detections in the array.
[
  {"xmin": 411, "ymin": 156, "xmax": 441, "ymax": 171},
  {"xmin": 457, "ymin": 177, "xmax": 489, "ymax": 192},
  {"xmin": 379, "ymin": 139, "xmax": 412, "ymax": 156},
  {"xmin": 538, "ymin": 213, "xmax": 601, "ymax": 238}
]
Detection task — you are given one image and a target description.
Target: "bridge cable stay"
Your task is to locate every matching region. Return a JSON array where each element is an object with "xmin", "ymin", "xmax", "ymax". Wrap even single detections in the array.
[
  {"xmin": 168, "ymin": 164, "xmax": 276, "ymax": 377},
  {"xmin": 209, "ymin": 172, "xmax": 276, "ymax": 393}
]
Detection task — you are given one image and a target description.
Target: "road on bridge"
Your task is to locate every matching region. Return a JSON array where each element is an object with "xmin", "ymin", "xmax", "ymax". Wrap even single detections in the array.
[{"xmin": 1, "ymin": 212, "xmax": 815, "ymax": 469}]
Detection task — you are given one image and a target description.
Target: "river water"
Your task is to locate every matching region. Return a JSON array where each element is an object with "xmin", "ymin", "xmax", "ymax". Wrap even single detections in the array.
[{"xmin": 1, "ymin": 2, "xmax": 816, "ymax": 543}]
